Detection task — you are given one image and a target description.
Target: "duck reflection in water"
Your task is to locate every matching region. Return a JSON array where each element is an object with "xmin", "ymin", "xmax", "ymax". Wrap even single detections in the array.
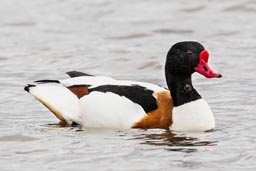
[{"xmin": 132, "ymin": 130, "xmax": 218, "ymax": 153}]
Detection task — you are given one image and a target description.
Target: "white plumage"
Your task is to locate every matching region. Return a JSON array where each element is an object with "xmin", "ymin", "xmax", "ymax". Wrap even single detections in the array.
[
  {"xmin": 29, "ymin": 83, "xmax": 82, "ymax": 125},
  {"xmin": 79, "ymin": 91, "xmax": 146, "ymax": 128},
  {"xmin": 60, "ymin": 76, "xmax": 116, "ymax": 87},
  {"xmin": 171, "ymin": 99, "xmax": 215, "ymax": 132},
  {"xmin": 60, "ymin": 76, "xmax": 166, "ymax": 92}
]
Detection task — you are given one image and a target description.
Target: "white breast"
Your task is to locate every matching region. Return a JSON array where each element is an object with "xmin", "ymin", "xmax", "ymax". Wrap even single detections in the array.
[{"xmin": 170, "ymin": 99, "xmax": 215, "ymax": 132}]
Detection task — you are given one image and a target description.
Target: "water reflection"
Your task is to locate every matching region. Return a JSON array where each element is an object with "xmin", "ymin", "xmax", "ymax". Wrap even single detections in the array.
[
  {"xmin": 132, "ymin": 130, "xmax": 217, "ymax": 153},
  {"xmin": 0, "ymin": 134, "xmax": 39, "ymax": 142},
  {"xmin": 45, "ymin": 123, "xmax": 85, "ymax": 132},
  {"xmin": 46, "ymin": 123, "xmax": 217, "ymax": 153}
]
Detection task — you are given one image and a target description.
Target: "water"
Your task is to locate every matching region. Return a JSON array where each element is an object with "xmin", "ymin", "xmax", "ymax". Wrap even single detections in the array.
[{"xmin": 0, "ymin": 0, "xmax": 256, "ymax": 170}]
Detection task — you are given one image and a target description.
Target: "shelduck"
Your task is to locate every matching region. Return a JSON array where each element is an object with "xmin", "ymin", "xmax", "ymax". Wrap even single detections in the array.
[{"xmin": 25, "ymin": 41, "xmax": 222, "ymax": 132}]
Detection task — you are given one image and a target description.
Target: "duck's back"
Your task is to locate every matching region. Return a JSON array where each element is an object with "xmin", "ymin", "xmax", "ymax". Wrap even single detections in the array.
[{"xmin": 25, "ymin": 75, "xmax": 173, "ymax": 129}]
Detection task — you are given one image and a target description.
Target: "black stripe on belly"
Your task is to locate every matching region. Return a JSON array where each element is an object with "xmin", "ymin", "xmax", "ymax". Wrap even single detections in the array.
[{"xmin": 88, "ymin": 85, "xmax": 158, "ymax": 113}]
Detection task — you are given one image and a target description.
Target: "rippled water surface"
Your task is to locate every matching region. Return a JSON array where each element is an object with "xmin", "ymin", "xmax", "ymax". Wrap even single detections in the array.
[{"xmin": 1, "ymin": 0, "xmax": 256, "ymax": 170}]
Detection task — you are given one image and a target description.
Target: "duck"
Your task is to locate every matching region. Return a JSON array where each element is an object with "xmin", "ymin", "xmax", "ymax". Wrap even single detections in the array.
[{"xmin": 24, "ymin": 41, "xmax": 222, "ymax": 132}]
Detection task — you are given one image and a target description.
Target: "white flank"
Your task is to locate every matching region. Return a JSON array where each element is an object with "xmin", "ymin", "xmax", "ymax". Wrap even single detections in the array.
[
  {"xmin": 79, "ymin": 92, "xmax": 146, "ymax": 129},
  {"xmin": 171, "ymin": 99, "xmax": 215, "ymax": 132},
  {"xmin": 29, "ymin": 83, "xmax": 82, "ymax": 125}
]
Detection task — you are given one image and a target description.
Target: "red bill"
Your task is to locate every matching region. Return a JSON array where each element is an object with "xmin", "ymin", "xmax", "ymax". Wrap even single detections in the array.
[{"xmin": 194, "ymin": 50, "xmax": 222, "ymax": 78}]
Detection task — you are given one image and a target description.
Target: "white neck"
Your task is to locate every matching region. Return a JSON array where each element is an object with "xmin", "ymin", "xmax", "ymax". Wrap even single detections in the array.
[{"xmin": 170, "ymin": 99, "xmax": 215, "ymax": 132}]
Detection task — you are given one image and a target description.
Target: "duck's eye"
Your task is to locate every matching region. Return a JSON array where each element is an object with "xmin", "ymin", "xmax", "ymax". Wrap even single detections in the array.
[{"xmin": 187, "ymin": 50, "xmax": 193, "ymax": 55}]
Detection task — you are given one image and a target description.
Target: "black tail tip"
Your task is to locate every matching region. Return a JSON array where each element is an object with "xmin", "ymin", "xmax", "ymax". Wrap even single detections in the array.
[{"xmin": 24, "ymin": 84, "xmax": 35, "ymax": 92}]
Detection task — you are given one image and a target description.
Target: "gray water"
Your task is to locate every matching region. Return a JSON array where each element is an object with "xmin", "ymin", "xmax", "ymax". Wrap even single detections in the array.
[{"xmin": 0, "ymin": 0, "xmax": 256, "ymax": 170}]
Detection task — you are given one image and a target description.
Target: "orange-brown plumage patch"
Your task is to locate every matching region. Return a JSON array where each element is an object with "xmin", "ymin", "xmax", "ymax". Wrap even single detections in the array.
[
  {"xmin": 68, "ymin": 85, "xmax": 89, "ymax": 99},
  {"xmin": 131, "ymin": 91, "xmax": 173, "ymax": 130}
]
